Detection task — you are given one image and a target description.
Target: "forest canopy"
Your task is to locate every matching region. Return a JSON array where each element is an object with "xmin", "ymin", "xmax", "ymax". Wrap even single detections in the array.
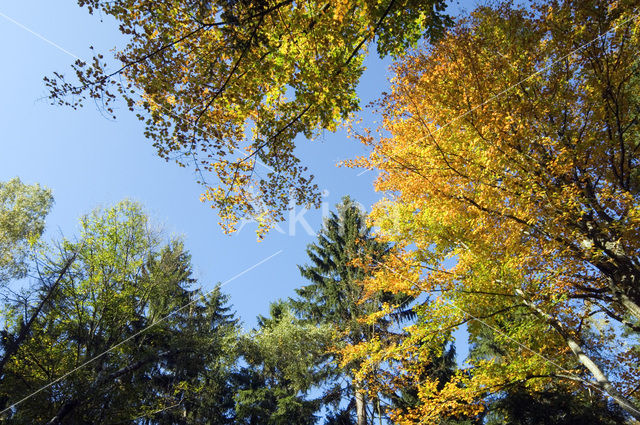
[{"xmin": 5, "ymin": 0, "xmax": 640, "ymax": 423}]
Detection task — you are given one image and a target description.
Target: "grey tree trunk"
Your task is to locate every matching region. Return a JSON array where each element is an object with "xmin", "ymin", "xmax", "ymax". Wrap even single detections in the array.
[
  {"xmin": 355, "ymin": 383, "xmax": 367, "ymax": 425},
  {"xmin": 517, "ymin": 290, "xmax": 640, "ymax": 420}
]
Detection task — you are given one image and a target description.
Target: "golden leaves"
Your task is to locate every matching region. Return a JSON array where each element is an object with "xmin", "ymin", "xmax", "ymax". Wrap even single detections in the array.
[{"xmin": 346, "ymin": 0, "xmax": 640, "ymax": 421}]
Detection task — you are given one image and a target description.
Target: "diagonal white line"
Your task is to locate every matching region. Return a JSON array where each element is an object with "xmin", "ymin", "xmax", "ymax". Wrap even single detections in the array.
[
  {"xmin": 0, "ymin": 9, "xmax": 274, "ymax": 173},
  {"xmin": 374, "ymin": 259, "xmax": 572, "ymax": 373},
  {"xmin": 0, "ymin": 11, "xmax": 80, "ymax": 60},
  {"xmin": 0, "ymin": 249, "xmax": 283, "ymax": 415},
  {"xmin": 433, "ymin": 9, "xmax": 640, "ymax": 133}
]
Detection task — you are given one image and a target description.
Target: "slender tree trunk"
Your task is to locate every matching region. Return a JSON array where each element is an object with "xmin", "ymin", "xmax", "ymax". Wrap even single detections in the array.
[
  {"xmin": 0, "ymin": 254, "xmax": 76, "ymax": 378},
  {"xmin": 517, "ymin": 291, "xmax": 640, "ymax": 420},
  {"xmin": 355, "ymin": 382, "xmax": 367, "ymax": 425},
  {"xmin": 563, "ymin": 337, "xmax": 640, "ymax": 420}
]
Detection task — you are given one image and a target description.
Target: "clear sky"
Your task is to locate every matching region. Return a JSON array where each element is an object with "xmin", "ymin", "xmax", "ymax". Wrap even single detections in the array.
[{"xmin": 0, "ymin": 1, "xmax": 406, "ymax": 330}]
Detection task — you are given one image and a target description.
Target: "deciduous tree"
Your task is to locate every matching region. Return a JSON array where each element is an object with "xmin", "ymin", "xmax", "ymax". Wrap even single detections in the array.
[
  {"xmin": 47, "ymin": 0, "xmax": 450, "ymax": 236},
  {"xmin": 347, "ymin": 0, "xmax": 640, "ymax": 421},
  {"xmin": 0, "ymin": 178, "xmax": 53, "ymax": 283}
]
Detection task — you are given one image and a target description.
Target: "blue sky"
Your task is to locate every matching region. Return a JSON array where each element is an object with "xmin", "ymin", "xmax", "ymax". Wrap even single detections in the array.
[{"xmin": 0, "ymin": 1, "xmax": 404, "ymax": 329}]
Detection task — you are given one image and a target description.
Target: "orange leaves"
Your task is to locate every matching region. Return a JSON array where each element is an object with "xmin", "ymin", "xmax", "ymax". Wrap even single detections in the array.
[{"xmin": 344, "ymin": 0, "xmax": 640, "ymax": 421}]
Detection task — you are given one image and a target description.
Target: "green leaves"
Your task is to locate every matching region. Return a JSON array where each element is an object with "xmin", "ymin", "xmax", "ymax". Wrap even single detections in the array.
[
  {"xmin": 0, "ymin": 200, "xmax": 241, "ymax": 424},
  {"xmin": 235, "ymin": 302, "xmax": 333, "ymax": 425},
  {"xmin": 0, "ymin": 178, "xmax": 53, "ymax": 283}
]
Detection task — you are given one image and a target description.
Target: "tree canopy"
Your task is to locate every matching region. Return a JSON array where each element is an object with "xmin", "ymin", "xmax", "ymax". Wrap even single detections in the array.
[
  {"xmin": 47, "ymin": 0, "xmax": 450, "ymax": 236},
  {"xmin": 346, "ymin": 0, "xmax": 640, "ymax": 421},
  {"xmin": 10, "ymin": 0, "xmax": 640, "ymax": 422},
  {"xmin": 0, "ymin": 178, "xmax": 53, "ymax": 283}
]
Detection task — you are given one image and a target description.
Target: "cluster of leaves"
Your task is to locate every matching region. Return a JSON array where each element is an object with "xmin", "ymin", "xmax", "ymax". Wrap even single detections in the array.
[
  {"xmin": 233, "ymin": 197, "xmax": 414, "ymax": 425},
  {"xmin": 0, "ymin": 178, "xmax": 53, "ymax": 283},
  {"xmin": 47, "ymin": 0, "xmax": 450, "ymax": 237},
  {"xmin": 2, "ymin": 172, "xmax": 631, "ymax": 425}
]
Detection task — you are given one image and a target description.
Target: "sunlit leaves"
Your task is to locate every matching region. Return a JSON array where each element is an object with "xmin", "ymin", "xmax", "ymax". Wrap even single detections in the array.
[
  {"xmin": 48, "ymin": 0, "xmax": 450, "ymax": 237},
  {"xmin": 0, "ymin": 178, "xmax": 53, "ymax": 283},
  {"xmin": 347, "ymin": 0, "xmax": 640, "ymax": 421}
]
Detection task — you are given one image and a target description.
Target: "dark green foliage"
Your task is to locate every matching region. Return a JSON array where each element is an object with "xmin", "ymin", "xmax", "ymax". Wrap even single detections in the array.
[
  {"xmin": 485, "ymin": 386, "xmax": 627, "ymax": 425},
  {"xmin": 324, "ymin": 407, "xmax": 357, "ymax": 425},
  {"xmin": 290, "ymin": 197, "xmax": 414, "ymax": 424},
  {"xmin": 233, "ymin": 374, "xmax": 321, "ymax": 425},
  {"xmin": 138, "ymin": 246, "xmax": 240, "ymax": 425},
  {"xmin": 292, "ymin": 196, "xmax": 411, "ymax": 343}
]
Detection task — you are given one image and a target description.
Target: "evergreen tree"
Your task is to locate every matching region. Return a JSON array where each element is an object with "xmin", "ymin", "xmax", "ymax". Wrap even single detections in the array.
[
  {"xmin": 484, "ymin": 386, "xmax": 627, "ymax": 425},
  {"xmin": 139, "ymin": 244, "xmax": 240, "ymax": 425},
  {"xmin": 235, "ymin": 301, "xmax": 333, "ymax": 425},
  {"xmin": 291, "ymin": 197, "xmax": 412, "ymax": 425}
]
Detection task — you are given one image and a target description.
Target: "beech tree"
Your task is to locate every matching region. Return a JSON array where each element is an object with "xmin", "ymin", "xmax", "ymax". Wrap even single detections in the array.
[
  {"xmin": 345, "ymin": 0, "xmax": 640, "ymax": 422},
  {"xmin": 47, "ymin": 0, "xmax": 450, "ymax": 236},
  {"xmin": 470, "ymin": 314, "xmax": 627, "ymax": 425}
]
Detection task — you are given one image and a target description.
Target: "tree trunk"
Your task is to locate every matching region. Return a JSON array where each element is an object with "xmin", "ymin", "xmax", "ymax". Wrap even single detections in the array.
[
  {"xmin": 563, "ymin": 337, "xmax": 640, "ymax": 420},
  {"xmin": 355, "ymin": 383, "xmax": 367, "ymax": 425},
  {"xmin": 517, "ymin": 290, "xmax": 640, "ymax": 420}
]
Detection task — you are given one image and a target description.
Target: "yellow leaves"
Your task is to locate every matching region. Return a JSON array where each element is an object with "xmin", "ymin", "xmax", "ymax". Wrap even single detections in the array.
[
  {"xmin": 342, "ymin": 1, "xmax": 640, "ymax": 421},
  {"xmin": 145, "ymin": 96, "xmax": 160, "ymax": 112},
  {"xmin": 332, "ymin": 0, "xmax": 351, "ymax": 23}
]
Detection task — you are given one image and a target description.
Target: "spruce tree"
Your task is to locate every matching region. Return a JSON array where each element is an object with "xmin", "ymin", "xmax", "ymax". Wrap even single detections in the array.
[{"xmin": 291, "ymin": 197, "xmax": 411, "ymax": 425}]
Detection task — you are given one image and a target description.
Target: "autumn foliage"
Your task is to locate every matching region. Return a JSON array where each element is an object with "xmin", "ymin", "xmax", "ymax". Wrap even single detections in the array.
[
  {"xmin": 346, "ymin": 0, "xmax": 640, "ymax": 421},
  {"xmin": 48, "ymin": 0, "xmax": 450, "ymax": 237},
  {"xmin": 14, "ymin": 0, "xmax": 640, "ymax": 422}
]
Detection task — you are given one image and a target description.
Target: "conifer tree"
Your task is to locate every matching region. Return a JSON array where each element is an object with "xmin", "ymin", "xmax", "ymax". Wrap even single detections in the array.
[
  {"xmin": 291, "ymin": 197, "xmax": 411, "ymax": 425},
  {"xmin": 0, "ymin": 202, "xmax": 241, "ymax": 424},
  {"xmin": 235, "ymin": 301, "xmax": 333, "ymax": 425}
]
